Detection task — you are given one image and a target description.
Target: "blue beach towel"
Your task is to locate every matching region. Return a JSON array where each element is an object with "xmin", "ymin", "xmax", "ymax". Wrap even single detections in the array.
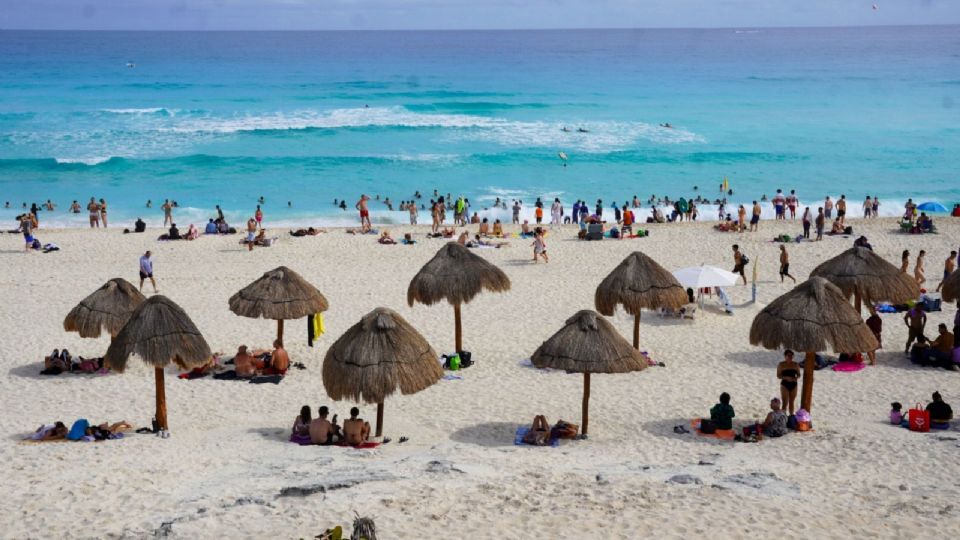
[
  {"xmin": 67, "ymin": 419, "xmax": 89, "ymax": 441},
  {"xmin": 514, "ymin": 426, "xmax": 560, "ymax": 448}
]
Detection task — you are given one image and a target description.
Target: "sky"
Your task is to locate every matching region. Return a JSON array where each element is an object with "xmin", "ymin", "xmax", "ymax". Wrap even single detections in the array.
[{"xmin": 1, "ymin": 0, "xmax": 958, "ymax": 31}]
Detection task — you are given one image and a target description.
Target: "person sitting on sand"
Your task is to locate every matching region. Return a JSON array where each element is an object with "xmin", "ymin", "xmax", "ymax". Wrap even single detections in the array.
[
  {"xmin": 926, "ymin": 392, "xmax": 953, "ymax": 424},
  {"xmin": 185, "ymin": 223, "xmax": 199, "ymax": 240},
  {"xmin": 234, "ymin": 345, "xmax": 257, "ymax": 378},
  {"xmin": 167, "ymin": 223, "xmax": 181, "ymax": 240},
  {"xmin": 441, "ymin": 227, "xmax": 455, "ymax": 238},
  {"xmin": 744, "ymin": 398, "xmax": 789, "ymax": 438},
  {"xmin": 478, "ymin": 218, "xmax": 490, "ymax": 236},
  {"xmin": 401, "ymin": 233, "xmax": 416, "ymax": 245},
  {"xmin": 468, "ymin": 234, "xmax": 509, "ymax": 249},
  {"xmin": 492, "ymin": 219, "xmax": 504, "ymax": 238},
  {"xmin": 342, "ymin": 407, "xmax": 371, "ymax": 445},
  {"xmin": 378, "ymin": 230, "xmax": 397, "ymax": 245},
  {"xmin": 521, "ymin": 220, "xmax": 532, "ymax": 237},
  {"xmin": 828, "ymin": 218, "xmax": 843, "ymax": 235},
  {"xmin": 264, "ymin": 339, "xmax": 289, "ymax": 375},
  {"xmin": 134, "ymin": 217, "xmax": 146, "ymax": 233},
  {"xmin": 309, "ymin": 406, "xmax": 341, "ymax": 445},
  {"xmin": 776, "ymin": 350, "xmax": 801, "ymax": 415},
  {"xmin": 204, "ymin": 219, "xmax": 218, "ymax": 234},
  {"xmin": 292, "ymin": 405, "xmax": 311, "ymax": 439},
  {"xmin": 709, "ymin": 392, "xmax": 735, "ymax": 430}
]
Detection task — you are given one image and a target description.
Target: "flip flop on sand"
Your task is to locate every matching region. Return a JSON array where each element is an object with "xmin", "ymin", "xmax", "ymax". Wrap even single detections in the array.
[{"xmin": 399, "ymin": 436, "xmax": 408, "ymax": 444}]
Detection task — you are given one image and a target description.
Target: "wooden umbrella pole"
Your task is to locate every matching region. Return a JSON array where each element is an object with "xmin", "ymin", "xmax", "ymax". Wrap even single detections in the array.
[
  {"xmin": 582, "ymin": 372, "xmax": 591, "ymax": 436},
  {"xmin": 801, "ymin": 351, "xmax": 815, "ymax": 412},
  {"xmin": 454, "ymin": 303, "xmax": 462, "ymax": 352},
  {"xmin": 155, "ymin": 366, "xmax": 168, "ymax": 430},
  {"xmin": 277, "ymin": 319, "xmax": 284, "ymax": 342},
  {"xmin": 633, "ymin": 312, "xmax": 641, "ymax": 350},
  {"xmin": 375, "ymin": 402, "xmax": 384, "ymax": 437}
]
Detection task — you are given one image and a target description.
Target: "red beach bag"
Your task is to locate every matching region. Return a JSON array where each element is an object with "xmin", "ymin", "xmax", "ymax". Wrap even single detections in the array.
[{"xmin": 908, "ymin": 403, "xmax": 930, "ymax": 432}]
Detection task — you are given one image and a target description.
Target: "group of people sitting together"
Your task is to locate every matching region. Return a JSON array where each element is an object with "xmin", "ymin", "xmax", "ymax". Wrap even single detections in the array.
[
  {"xmin": 694, "ymin": 392, "xmax": 802, "ymax": 442},
  {"xmin": 890, "ymin": 392, "xmax": 954, "ymax": 429},
  {"xmin": 199, "ymin": 340, "xmax": 291, "ymax": 381},
  {"xmin": 40, "ymin": 349, "xmax": 108, "ymax": 375},
  {"xmin": 158, "ymin": 222, "xmax": 201, "ymax": 241},
  {"xmin": 290, "ymin": 405, "xmax": 372, "ymax": 446}
]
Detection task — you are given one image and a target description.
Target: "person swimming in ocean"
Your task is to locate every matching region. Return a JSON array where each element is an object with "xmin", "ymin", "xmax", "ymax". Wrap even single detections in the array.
[
  {"xmin": 577, "ymin": 127, "xmax": 589, "ymax": 133},
  {"xmin": 561, "ymin": 126, "xmax": 571, "ymax": 132},
  {"xmin": 660, "ymin": 123, "xmax": 673, "ymax": 128}
]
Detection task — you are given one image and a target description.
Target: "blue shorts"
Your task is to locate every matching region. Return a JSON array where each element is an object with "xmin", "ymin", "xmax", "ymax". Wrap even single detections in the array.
[
  {"xmin": 24, "ymin": 234, "xmax": 34, "ymax": 244},
  {"xmin": 750, "ymin": 215, "xmax": 760, "ymax": 225}
]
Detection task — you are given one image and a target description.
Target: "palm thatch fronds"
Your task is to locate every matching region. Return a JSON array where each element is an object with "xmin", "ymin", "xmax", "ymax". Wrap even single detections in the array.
[
  {"xmin": 323, "ymin": 308, "xmax": 441, "ymax": 436},
  {"xmin": 943, "ymin": 270, "xmax": 960, "ymax": 304},
  {"xmin": 63, "ymin": 278, "xmax": 146, "ymax": 338},
  {"xmin": 407, "ymin": 242, "xmax": 511, "ymax": 351},
  {"xmin": 810, "ymin": 247, "xmax": 919, "ymax": 307},
  {"xmin": 531, "ymin": 310, "xmax": 646, "ymax": 435},
  {"xmin": 749, "ymin": 277, "xmax": 878, "ymax": 412},
  {"xmin": 594, "ymin": 251, "xmax": 687, "ymax": 349},
  {"xmin": 750, "ymin": 277, "xmax": 878, "ymax": 353},
  {"xmin": 105, "ymin": 295, "xmax": 211, "ymax": 430},
  {"xmin": 229, "ymin": 266, "xmax": 328, "ymax": 342}
]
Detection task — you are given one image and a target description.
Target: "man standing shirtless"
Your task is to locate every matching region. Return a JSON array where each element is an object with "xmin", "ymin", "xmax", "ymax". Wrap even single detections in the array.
[
  {"xmin": 356, "ymin": 194, "xmax": 371, "ymax": 232},
  {"xmin": 87, "ymin": 197, "xmax": 100, "ymax": 228},
  {"xmin": 937, "ymin": 251, "xmax": 957, "ymax": 292},
  {"xmin": 904, "ymin": 304, "xmax": 926, "ymax": 354}
]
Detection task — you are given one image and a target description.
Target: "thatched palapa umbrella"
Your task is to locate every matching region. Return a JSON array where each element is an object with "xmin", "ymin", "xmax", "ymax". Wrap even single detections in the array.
[
  {"xmin": 750, "ymin": 277, "xmax": 878, "ymax": 412},
  {"xmin": 531, "ymin": 310, "xmax": 647, "ymax": 436},
  {"xmin": 323, "ymin": 307, "xmax": 442, "ymax": 437},
  {"xmin": 229, "ymin": 266, "xmax": 329, "ymax": 343},
  {"xmin": 105, "ymin": 295, "xmax": 211, "ymax": 430},
  {"xmin": 810, "ymin": 247, "xmax": 919, "ymax": 314},
  {"xmin": 595, "ymin": 252, "xmax": 688, "ymax": 349},
  {"xmin": 942, "ymin": 270, "xmax": 960, "ymax": 305},
  {"xmin": 63, "ymin": 278, "xmax": 146, "ymax": 339},
  {"xmin": 407, "ymin": 242, "xmax": 510, "ymax": 352}
]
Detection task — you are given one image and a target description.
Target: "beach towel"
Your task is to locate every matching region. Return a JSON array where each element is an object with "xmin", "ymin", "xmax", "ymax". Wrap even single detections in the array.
[
  {"xmin": 832, "ymin": 361, "xmax": 867, "ymax": 373},
  {"xmin": 67, "ymin": 419, "xmax": 89, "ymax": 441},
  {"xmin": 442, "ymin": 374, "xmax": 463, "ymax": 381},
  {"xmin": 690, "ymin": 419, "xmax": 735, "ymax": 440},
  {"xmin": 514, "ymin": 426, "xmax": 560, "ymax": 447},
  {"xmin": 249, "ymin": 375, "xmax": 283, "ymax": 385}
]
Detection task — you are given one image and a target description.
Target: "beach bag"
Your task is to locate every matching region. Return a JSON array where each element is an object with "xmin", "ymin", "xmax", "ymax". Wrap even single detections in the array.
[
  {"xmin": 699, "ymin": 419, "xmax": 716, "ymax": 434},
  {"xmin": 787, "ymin": 415, "xmax": 798, "ymax": 430},
  {"xmin": 458, "ymin": 350, "xmax": 473, "ymax": 368},
  {"xmin": 551, "ymin": 420, "xmax": 579, "ymax": 440},
  {"xmin": 909, "ymin": 404, "xmax": 930, "ymax": 432},
  {"xmin": 442, "ymin": 353, "xmax": 460, "ymax": 371},
  {"xmin": 740, "ymin": 254, "xmax": 749, "ymax": 265}
]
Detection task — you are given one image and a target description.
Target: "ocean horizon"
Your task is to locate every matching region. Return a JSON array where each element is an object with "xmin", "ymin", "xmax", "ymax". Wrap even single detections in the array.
[{"xmin": 2, "ymin": 26, "xmax": 958, "ymax": 227}]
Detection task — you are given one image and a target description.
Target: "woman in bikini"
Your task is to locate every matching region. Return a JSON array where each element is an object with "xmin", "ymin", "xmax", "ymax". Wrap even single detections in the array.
[
  {"xmin": 777, "ymin": 349, "xmax": 801, "ymax": 415},
  {"xmin": 915, "ymin": 250, "xmax": 926, "ymax": 286},
  {"xmin": 900, "ymin": 250, "xmax": 910, "ymax": 273}
]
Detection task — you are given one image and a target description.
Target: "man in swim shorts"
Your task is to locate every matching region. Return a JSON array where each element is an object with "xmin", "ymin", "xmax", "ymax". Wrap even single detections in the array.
[
  {"xmin": 750, "ymin": 201, "xmax": 761, "ymax": 232},
  {"xmin": 356, "ymin": 194, "xmax": 371, "ymax": 232},
  {"xmin": 246, "ymin": 217, "xmax": 257, "ymax": 251}
]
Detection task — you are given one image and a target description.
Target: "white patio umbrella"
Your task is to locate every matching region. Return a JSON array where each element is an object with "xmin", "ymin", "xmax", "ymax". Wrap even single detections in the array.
[{"xmin": 672, "ymin": 265, "xmax": 739, "ymax": 289}]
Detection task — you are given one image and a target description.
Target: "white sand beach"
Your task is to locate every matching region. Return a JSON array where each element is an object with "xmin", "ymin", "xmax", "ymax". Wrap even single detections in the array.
[{"xmin": 2, "ymin": 217, "xmax": 959, "ymax": 539}]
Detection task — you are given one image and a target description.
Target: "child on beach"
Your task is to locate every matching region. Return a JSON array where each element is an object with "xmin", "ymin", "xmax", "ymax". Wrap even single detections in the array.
[
  {"xmin": 531, "ymin": 230, "xmax": 548, "ymax": 263},
  {"xmin": 890, "ymin": 402, "xmax": 904, "ymax": 425}
]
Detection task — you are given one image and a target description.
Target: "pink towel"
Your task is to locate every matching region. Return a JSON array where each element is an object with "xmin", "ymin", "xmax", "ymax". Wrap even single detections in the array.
[{"xmin": 832, "ymin": 361, "xmax": 866, "ymax": 372}]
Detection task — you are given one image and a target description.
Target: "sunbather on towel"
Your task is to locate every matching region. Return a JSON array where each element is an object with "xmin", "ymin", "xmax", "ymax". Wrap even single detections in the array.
[
  {"xmin": 309, "ymin": 406, "xmax": 342, "ymax": 445},
  {"xmin": 28, "ymin": 421, "xmax": 68, "ymax": 441},
  {"xmin": 234, "ymin": 345, "xmax": 257, "ymax": 378},
  {"xmin": 342, "ymin": 407, "xmax": 371, "ymax": 445},
  {"xmin": 708, "ymin": 392, "xmax": 736, "ymax": 430}
]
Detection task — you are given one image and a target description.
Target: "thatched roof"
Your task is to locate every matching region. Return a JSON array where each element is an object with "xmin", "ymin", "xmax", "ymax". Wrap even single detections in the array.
[
  {"xmin": 323, "ymin": 307, "xmax": 442, "ymax": 404},
  {"xmin": 750, "ymin": 277, "xmax": 879, "ymax": 353},
  {"xmin": 595, "ymin": 252, "xmax": 688, "ymax": 316},
  {"xmin": 407, "ymin": 242, "xmax": 511, "ymax": 306},
  {"xmin": 531, "ymin": 310, "xmax": 648, "ymax": 374},
  {"xmin": 943, "ymin": 270, "xmax": 960, "ymax": 303},
  {"xmin": 809, "ymin": 247, "xmax": 919, "ymax": 303},
  {"xmin": 63, "ymin": 278, "xmax": 146, "ymax": 338},
  {"xmin": 105, "ymin": 295, "xmax": 212, "ymax": 372},
  {"xmin": 229, "ymin": 266, "xmax": 328, "ymax": 320}
]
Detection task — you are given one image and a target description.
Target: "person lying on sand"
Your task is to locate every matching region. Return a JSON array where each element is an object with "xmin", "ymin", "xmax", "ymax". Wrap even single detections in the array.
[
  {"xmin": 27, "ymin": 421, "xmax": 68, "ymax": 441},
  {"xmin": 457, "ymin": 231, "xmax": 469, "ymax": 245},
  {"xmin": 342, "ymin": 407, "xmax": 371, "ymax": 445},
  {"xmin": 467, "ymin": 234, "xmax": 509, "ymax": 248},
  {"xmin": 289, "ymin": 227, "xmax": 326, "ymax": 237},
  {"xmin": 378, "ymin": 230, "xmax": 397, "ymax": 245},
  {"xmin": 309, "ymin": 406, "xmax": 342, "ymax": 445}
]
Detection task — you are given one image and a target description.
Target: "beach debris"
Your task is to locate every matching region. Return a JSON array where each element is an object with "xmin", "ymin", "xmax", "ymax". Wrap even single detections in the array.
[
  {"xmin": 667, "ymin": 474, "xmax": 702, "ymax": 485},
  {"xmin": 595, "ymin": 473, "xmax": 609, "ymax": 485},
  {"xmin": 351, "ymin": 513, "xmax": 377, "ymax": 540},
  {"xmin": 426, "ymin": 460, "xmax": 464, "ymax": 474}
]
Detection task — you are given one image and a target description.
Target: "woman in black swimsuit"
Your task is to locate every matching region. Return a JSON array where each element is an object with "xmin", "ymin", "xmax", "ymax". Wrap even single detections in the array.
[{"xmin": 777, "ymin": 349, "xmax": 801, "ymax": 415}]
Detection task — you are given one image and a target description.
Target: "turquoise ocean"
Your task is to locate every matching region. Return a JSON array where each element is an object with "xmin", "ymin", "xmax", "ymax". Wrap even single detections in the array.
[{"xmin": 1, "ymin": 26, "xmax": 958, "ymax": 227}]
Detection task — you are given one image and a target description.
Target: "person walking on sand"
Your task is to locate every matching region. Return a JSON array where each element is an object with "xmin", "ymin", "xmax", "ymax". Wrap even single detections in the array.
[
  {"xmin": 836, "ymin": 194, "xmax": 847, "ymax": 224},
  {"xmin": 139, "ymin": 251, "xmax": 157, "ymax": 293},
  {"xmin": 779, "ymin": 245, "xmax": 796, "ymax": 283},
  {"xmin": 162, "ymin": 199, "xmax": 173, "ymax": 227},
  {"xmin": 532, "ymin": 229, "xmax": 548, "ymax": 263},
  {"xmin": 732, "ymin": 244, "xmax": 747, "ymax": 285},
  {"xmin": 936, "ymin": 251, "xmax": 956, "ymax": 292},
  {"xmin": 816, "ymin": 207, "xmax": 826, "ymax": 241},
  {"xmin": 355, "ymin": 194, "xmax": 371, "ymax": 232},
  {"xmin": 915, "ymin": 250, "xmax": 926, "ymax": 286},
  {"xmin": 87, "ymin": 197, "xmax": 100, "ymax": 228},
  {"xmin": 750, "ymin": 200, "xmax": 761, "ymax": 232},
  {"xmin": 99, "ymin": 198, "xmax": 108, "ymax": 228}
]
